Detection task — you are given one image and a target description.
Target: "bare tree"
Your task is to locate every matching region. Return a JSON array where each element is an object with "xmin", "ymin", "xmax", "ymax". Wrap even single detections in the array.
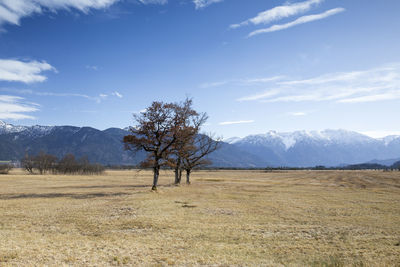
[
  {"xmin": 123, "ymin": 101, "xmax": 181, "ymax": 190},
  {"xmin": 168, "ymin": 98, "xmax": 207, "ymax": 185},
  {"xmin": 21, "ymin": 153, "xmax": 35, "ymax": 174},
  {"xmin": 22, "ymin": 151, "xmax": 57, "ymax": 174},
  {"xmin": 34, "ymin": 151, "xmax": 58, "ymax": 174},
  {"xmin": 57, "ymin": 154, "xmax": 77, "ymax": 174},
  {"xmin": 181, "ymin": 134, "xmax": 220, "ymax": 184}
]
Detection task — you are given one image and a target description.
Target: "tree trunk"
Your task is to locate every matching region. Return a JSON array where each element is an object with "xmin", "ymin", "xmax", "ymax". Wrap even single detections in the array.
[
  {"xmin": 174, "ymin": 167, "xmax": 181, "ymax": 184},
  {"xmin": 174, "ymin": 157, "xmax": 182, "ymax": 185},
  {"xmin": 152, "ymin": 165, "xmax": 160, "ymax": 190},
  {"xmin": 186, "ymin": 169, "xmax": 191, "ymax": 184}
]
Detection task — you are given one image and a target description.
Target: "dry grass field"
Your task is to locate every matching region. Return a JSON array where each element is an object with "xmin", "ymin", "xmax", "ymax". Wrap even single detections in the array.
[{"xmin": 0, "ymin": 169, "xmax": 399, "ymax": 266}]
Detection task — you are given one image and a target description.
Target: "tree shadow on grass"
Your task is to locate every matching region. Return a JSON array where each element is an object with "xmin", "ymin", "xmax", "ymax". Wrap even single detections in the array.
[
  {"xmin": 0, "ymin": 192, "xmax": 131, "ymax": 200},
  {"xmin": 46, "ymin": 184, "xmax": 150, "ymax": 190},
  {"xmin": 45, "ymin": 183, "xmax": 178, "ymax": 190},
  {"xmin": 0, "ymin": 184, "xmax": 178, "ymax": 200}
]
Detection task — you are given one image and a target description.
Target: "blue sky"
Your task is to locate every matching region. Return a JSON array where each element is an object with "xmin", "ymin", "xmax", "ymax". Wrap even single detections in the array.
[{"xmin": 1, "ymin": 0, "xmax": 400, "ymax": 138}]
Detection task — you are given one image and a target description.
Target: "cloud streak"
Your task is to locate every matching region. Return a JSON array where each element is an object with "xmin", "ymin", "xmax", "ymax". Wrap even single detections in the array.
[
  {"xmin": 0, "ymin": 88, "xmax": 122, "ymax": 103},
  {"xmin": 112, "ymin": 91, "xmax": 123, "ymax": 98},
  {"xmin": 237, "ymin": 89, "xmax": 280, "ymax": 102},
  {"xmin": 237, "ymin": 63, "xmax": 400, "ymax": 104},
  {"xmin": 248, "ymin": 8, "xmax": 345, "ymax": 37},
  {"xmin": 0, "ymin": 0, "xmax": 121, "ymax": 27},
  {"xmin": 230, "ymin": 0, "xmax": 322, "ymax": 29},
  {"xmin": 0, "ymin": 59, "xmax": 56, "ymax": 83},
  {"xmin": 85, "ymin": 65, "xmax": 98, "ymax": 71},
  {"xmin": 219, "ymin": 120, "xmax": 254, "ymax": 125},
  {"xmin": 193, "ymin": 0, "xmax": 223, "ymax": 9},
  {"xmin": 0, "ymin": 94, "xmax": 39, "ymax": 120},
  {"xmin": 138, "ymin": 0, "xmax": 167, "ymax": 4},
  {"xmin": 288, "ymin": 112, "xmax": 307, "ymax": 116},
  {"xmin": 200, "ymin": 75, "xmax": 284, "ymax": 89}
]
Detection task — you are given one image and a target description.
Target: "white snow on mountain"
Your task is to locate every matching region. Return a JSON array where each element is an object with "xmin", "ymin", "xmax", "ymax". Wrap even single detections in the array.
[
  {"xmin": 224, "ymin": 137, "xmax": 242, "ymax": 144},
  {"xmin": 229, "ymin": 129, "xmax": 387, "ymax": 150},
  {"xmin": 0, "ymin": 120, "xmax": 54, "ymax": 137},
  {"xmin": 380, "ymin": 135, "xmax": 400, "ymax": 146},
  {"xmin": 0, "ymin": 120, "xmax": 28, "ymax": 134}
]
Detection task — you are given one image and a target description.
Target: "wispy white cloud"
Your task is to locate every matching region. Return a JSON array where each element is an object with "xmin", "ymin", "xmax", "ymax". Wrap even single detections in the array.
[
  {"xmin": 237, "ymin": 89, "xmax": 280, "ymax": 101},
  {"xmin": 338, "ymin": 92, "xmax": 400, "ymax": 103},
  {"xmin": 200, "ymin": 75, "xmax": 284, "ymax": 89},
  {"xmin": 248, "ymin": 8, "xmax": 345, "ymax": 37},
  {"xmin": 85, "ymin": 65, "xmax": 98, "ymax": 71},
  {"xmin": 0, "ymin": 88, "xmax": 122, "ymax": 103},
  {"xmin": 288, "ymin": 112, "xmax": 307, "ymax": 116},
  {"xmin": 0, "ymin": 94, "xmax": 39, "ymax": 120},
  {"xmin": 112, "ymin": 91, "xmax": 123, "ymax": 98},
  {"xmin": 1, "ymin": 88, "xmax": 97, "ymax": 101},
  {"xmin": 230, "ymin": 0, "xmax": 322, "ymax": 29},
  {"xmin": 219, "ymin": 120, "xmax": 254, "ymax": 125},
  {"xmin": 193, "ymin": 0, "xmax": 223, "ymax": 9},
  {"xmin": 138, "ymin": 0, "xmax": 168, "ymax": 4},
  {"xmin": 0, "ymin": 0, "xmax": 121, "ymax": 27},
  {"xmin": 200, "ymin": 80, "xmax": 230, "ymax": 89},
  {"xmin": 0, "ymin": 59, "xmax": 56, "ymax": 83},
  {"xmin": 244, "ymin": 76, "xmax": 285, "ymax": 83},
  {"xmin": 238, "ymin": 63, "xmax": 400, "ymax": 104}
]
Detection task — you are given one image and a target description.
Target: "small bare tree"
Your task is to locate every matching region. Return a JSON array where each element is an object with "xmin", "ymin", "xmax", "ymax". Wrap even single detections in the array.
[
  {"xmin": 123, "ymin": 101, "xmax": 181, "ymax": 190},
  {"xmin": 181, "ymin": 134, "xmax": 220, "ymax": 184},
  {"xmin": 21, "ymin": 152, "xmax": 57, "ymax": 174},
  {"xmin": 21, "ymin": 153, "xmax": 35, "ymax": 174}
]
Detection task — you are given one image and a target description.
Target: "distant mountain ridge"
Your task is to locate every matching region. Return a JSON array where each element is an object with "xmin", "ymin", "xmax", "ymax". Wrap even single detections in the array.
[
  {"xmin": 0, "ymin": 121, "xmax": 262, "ymax": 167},
  {"xmin": 1, "ymin": 121, "xmax": 400, "ymax": 167}
]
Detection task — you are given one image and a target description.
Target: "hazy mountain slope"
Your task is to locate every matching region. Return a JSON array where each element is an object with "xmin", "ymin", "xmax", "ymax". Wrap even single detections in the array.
[
  {"xmin": 368, "ymin": 158, "xmax": 400, "ymax": 166},
  {"xmin": 0, "ymin": 125, "xmax": 137, "ymax": 165}
]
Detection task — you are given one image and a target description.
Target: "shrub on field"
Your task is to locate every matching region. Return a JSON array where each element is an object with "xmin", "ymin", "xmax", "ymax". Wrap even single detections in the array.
[
  {"xmin": 57, "ymin": 154, "xmax": 105, "ymax": 175},
  {"xmin": 0, "ymin": 164, "xmax": 12, "ymax": 174},
  {"xmin": 21, "ymin": 153, "xmax": 104, "ymax": 175}
]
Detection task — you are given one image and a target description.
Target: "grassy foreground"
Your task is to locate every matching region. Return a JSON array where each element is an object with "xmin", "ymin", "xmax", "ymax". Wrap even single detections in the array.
[{"xmin": 0, "ymin": 169, "xmax": 399, "ymax": 266}]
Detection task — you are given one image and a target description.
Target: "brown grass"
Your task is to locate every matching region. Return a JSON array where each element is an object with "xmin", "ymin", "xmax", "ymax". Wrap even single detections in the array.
[{"xmin": 0, "ymin": 169, "xmax": 399, "ymax": 266}]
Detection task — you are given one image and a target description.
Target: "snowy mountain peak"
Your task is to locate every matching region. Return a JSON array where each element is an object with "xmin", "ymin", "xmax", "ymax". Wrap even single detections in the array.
[
  {"xmin": 230, "ymin": 129, "xmax": 382, "ymax": 151},
  {"xmin": 0, "ymin": 121, "xmax": 27, "ymax": 134},
  {"xmin": 224, "ymin": 137, "xmax": 242, "ymax": 144},
  {"xmin": 0, "ymin": 121, "xmax": 54, "ymax": 136}
]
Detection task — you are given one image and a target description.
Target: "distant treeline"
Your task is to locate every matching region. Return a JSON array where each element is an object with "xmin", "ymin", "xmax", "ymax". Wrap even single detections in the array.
[
  {"xmin": 104, "ymin": 163, "xmax": 400, "ymax": 171},
  {"xmin": 0, "ymin": 163, "xmax": 13, "ymax": 174},
  {"xmin": 21, "ymin": 152, "xmax": 105, "ymax": 175},
  {"xmin": 196, "ymin": 162, "xmax": 400, "ymax": 171},
  {"xmin": 311, "ymin": 162, "xmax": 400, "ymax": 171}
]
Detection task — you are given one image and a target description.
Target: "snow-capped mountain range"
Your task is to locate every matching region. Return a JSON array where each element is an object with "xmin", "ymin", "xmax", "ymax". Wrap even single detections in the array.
[
  {"xmin": 1, "ymin": 120, "xmax": 400, "ymax": 167},
  {"xmin": 226, "ymin": 130, "xmax": 398, "ymax": 150},
  {"xmin": 225, "ymin": 130, "xmax": 400, "ymax": 167},
  {"xmin": 0, "ymin": 120, "xmax": 55, "ymax": 137}
]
